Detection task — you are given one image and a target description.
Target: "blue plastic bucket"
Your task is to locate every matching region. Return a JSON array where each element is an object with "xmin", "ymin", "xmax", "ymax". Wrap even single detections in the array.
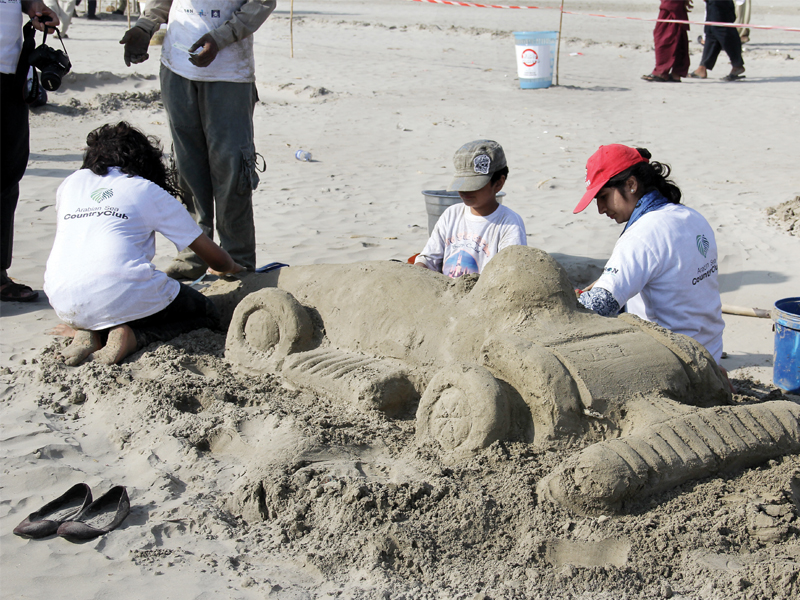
[
  {"xmin": 773, "ymin": 297, "xmax": 800, "ymax": 393},
  {"xmin": 513, "ymin": 31, "xmax": 558, "ymax": 89}
]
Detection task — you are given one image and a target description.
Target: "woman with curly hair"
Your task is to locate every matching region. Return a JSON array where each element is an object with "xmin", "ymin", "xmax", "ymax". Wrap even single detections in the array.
[
  {"xmin": 44, "ymin": 122, "xmax": 243, "ymax": 366},
  {"xmin": 573, "ymin": 144, "xmax": 725, "ymax": 364}
]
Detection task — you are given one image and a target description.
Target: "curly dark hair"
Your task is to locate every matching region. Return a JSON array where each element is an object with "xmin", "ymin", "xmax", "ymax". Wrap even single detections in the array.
[
  {"xmin": 603, "ymin": 148, "xmax": 682, "ymax": 204},
  {"xmin": 82, "ymin": 122, "xmax": 179, "ymax": 196}
]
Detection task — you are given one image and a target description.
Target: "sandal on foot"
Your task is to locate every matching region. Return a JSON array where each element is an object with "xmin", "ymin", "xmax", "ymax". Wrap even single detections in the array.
[
  {"xmin": 690, "ymin": 71, "xmax": 706, "ymax": 79},
  {"xmin": 641, "ymin": 73, "xmax": 668, "ymax": 82},
  {"xmin": 0, "ymin": 280, "xmax": 39, "ymax": 302},
  {"xmin": 722, "ymin": 73, "xmax": 745, "ymax": 81}
]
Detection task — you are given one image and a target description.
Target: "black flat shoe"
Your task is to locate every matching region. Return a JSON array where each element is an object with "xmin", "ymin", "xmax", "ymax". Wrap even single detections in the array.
[
  {"xmin": 13, "ymin": 483, "xmax": 92, "ymax": 538},
  {"xmin": 57, "ymin": 486, "xmax": 130, "ymax": 541}
]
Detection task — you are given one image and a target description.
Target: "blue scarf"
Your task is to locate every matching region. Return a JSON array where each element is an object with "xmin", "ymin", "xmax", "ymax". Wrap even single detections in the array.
[{"xmin": 622, "ymin": 190, "xmax": 671, "ymax": 235}]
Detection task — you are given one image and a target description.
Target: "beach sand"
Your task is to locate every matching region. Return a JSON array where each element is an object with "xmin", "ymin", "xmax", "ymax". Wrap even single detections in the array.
[{"xmin": 1, "ymin": 1, "xmax": 799, "ymax": 598}]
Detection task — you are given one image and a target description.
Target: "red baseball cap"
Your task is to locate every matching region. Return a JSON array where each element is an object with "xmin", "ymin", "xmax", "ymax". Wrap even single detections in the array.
[{"xmin": 573, "ymin": 144, "xmax": 648, "ymax": 214}]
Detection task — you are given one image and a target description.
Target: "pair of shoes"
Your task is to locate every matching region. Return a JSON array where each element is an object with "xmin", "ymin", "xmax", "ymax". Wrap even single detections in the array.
[
  {"xmin": 690, "ymin": 71, "xmax": 706, "ymax": 79},
  {"xmin": 86, "ymin": 14, "xmax": 100, "ymax": 20},
  {"xmin": 163, "ymin": 259, "xmax": 208, "ymax": 281},
  {"xmin": 641, "ymin": 73, "xmax": 668, "ymax": 82},
  {"xmin": 0, "ymin": 280, "xmax": 39, "ymax": 302},
  {"xmin": 14, "ymin": 485, "xmax": 130, "ymax": 541}
]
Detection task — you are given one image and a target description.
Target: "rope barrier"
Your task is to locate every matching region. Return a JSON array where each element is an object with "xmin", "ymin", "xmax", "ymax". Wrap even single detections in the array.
[{"xmin": 409, "ymin": 0, "xmax": 800, "ymax": 33}]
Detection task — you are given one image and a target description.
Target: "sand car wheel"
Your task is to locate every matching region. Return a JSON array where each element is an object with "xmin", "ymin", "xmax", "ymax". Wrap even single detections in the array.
[
  {"xmin": 225, "ymin": 288, "xmax": 314, "ymax": 374},
  {"xmin": 416, "ymin": 363, "xmax": 510, "ymax": 456}
]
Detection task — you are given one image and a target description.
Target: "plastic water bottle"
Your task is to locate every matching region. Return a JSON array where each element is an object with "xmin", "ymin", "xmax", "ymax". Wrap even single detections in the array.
[{"xmin": 295, "ymin": 149, "xmax": 312, "ymax": 162}]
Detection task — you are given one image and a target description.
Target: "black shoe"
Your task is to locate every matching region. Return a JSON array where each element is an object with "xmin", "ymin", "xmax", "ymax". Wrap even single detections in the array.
[
  {"xmin": 57, "ymin": 486, "xmax": 130, "ymax": 541},
  {"xmin": 13, "ymin": 484, "xmax": 93, "ymax": 538},
  {"xmin": 86, "ymin": 14, "xmax": 100, "ymax": 20}
]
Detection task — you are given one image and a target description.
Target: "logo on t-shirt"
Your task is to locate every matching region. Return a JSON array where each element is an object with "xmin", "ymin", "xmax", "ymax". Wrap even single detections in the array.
[
  {"xmin": 90, "ymin": 188, "xmax": 113, "ymax": 204},
  {"xmin": 696, "ymin": 234, "xmax": 709, "ymax": 258},
  {"xmin": 211, "ymin": 9, "xmax": 220, "ymax": 18}
]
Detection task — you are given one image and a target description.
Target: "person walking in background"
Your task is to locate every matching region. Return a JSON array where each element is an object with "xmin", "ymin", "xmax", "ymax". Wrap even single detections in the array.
[
  {"xmin": 735, "ymin": 0, "xmax": 751, "ymax": 43},
  {"xmin": 43, "ymin": 1, "xmax": 75, "ymax": 37},
  {"xmin": 691, "ymin": 0, "xmax": 745, "ymax": 81},
  {"xmin": 119, "ymin": 0, "xmax": 276, "ymax": 279},
  {"xmin": 1, "ymin": 0, "xmax": 59, "ymax": 302},
  {"xmin": 642, "ymin": 0, "xmax": 693, "ymax": 82}
]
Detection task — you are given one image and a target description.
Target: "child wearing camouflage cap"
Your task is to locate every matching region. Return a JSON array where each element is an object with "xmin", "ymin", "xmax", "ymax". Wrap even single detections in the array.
[{"xmin": 415, "ymin": 140, "xmax": 527, "ymax": 278}]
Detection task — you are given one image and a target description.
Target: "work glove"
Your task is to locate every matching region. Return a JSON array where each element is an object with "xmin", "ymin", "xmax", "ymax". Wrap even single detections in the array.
[
  {"xmin": 120, "ymin": 26, "xmax": 151, "ymax": 67},
  {"xmin": 188, "ymin": 33, "xmax": 219, "ymax": 68}
]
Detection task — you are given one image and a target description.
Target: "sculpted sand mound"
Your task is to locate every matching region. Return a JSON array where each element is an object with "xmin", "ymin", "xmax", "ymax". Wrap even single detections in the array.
[{"xmin": 215, "ymin": 246, "xmax": 800, "ymax": 518}]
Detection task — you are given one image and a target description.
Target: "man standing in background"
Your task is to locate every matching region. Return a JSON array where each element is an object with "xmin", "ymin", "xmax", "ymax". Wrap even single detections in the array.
[
  {"xmin": 1, "ymin": 0, "xmax": 59, "ymax": 302},
  {"xmin": 120, "ymin": 0, "xmax": 276, "ymax": 279}
]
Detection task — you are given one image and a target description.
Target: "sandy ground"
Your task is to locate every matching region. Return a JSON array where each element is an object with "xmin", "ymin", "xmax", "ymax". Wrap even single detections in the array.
[{"xmin": 1, "ymin": 1, "xmax": 799, "ymax": 598}]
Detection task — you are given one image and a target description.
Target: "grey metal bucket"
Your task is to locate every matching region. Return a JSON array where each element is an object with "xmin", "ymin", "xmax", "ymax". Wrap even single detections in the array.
[{"xmin": 421, "ymin": 190, "xmax": 505, "ymax": 235}]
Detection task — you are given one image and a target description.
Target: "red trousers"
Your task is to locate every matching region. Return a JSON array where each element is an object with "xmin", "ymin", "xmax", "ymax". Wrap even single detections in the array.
[{"xmin": 653, "ymin": 1, "xmax": 690, "ymax": 78}]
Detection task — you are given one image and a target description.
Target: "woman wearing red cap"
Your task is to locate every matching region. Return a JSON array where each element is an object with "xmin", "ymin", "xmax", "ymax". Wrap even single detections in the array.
[{"xmin": 574, "ymin": 144, "xmax": 725, "ymax": 364}]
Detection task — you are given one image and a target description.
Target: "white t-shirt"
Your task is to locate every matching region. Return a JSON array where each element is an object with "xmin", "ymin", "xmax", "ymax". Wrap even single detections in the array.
[
  {"xmin": 416, "ymin": 203, "xmax": 527, "ymax": 277},
  {"xmin": 162, "ymin": 0, "xmax": 255, "ymax": 83},
  {"xmin": 44, "ymin": 168, "xmax": 203, "ymax": 330},
  {"xmin": 0, "ymin": 0, "xmax": 23, "ymax": 74},
  {"xmin": 594, "ymin": 203, "xmax": 724, "ymax": 361}
]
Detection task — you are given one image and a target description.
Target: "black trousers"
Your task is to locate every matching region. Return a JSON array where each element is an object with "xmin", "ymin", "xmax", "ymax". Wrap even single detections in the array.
[
  {"xmin": 701, "ymin": 1, "xmax": 744, "ymax": 70},
  {"xmin": 0, "ymin": 72, "xmax": 30, "ymax": 273},
  {"xmin": 119, "ymin": 283, "xmax": 221, "ymax": 350}
]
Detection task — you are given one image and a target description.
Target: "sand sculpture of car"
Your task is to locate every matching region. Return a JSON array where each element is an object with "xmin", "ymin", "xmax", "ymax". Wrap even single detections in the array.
[{"xmin": 225, "ymin": 246, "xmax": 800, "ymax": 515}]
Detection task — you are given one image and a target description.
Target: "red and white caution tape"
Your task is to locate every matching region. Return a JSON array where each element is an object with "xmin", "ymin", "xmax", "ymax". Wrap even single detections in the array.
[{"xmin": 409, "ymin": 0, "xmax": 800, "ymax": 33}]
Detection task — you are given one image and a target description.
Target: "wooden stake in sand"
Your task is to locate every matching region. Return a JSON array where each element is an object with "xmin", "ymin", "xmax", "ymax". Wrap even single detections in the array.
[
  {"xmin": 722, "ymin": 304, "xmax": 771, "ymax": 319},
  {"xmin": 290, "ymin": 0, "xmax": 294, "ymax": 58},
  {"xmin": 555, "ymin": 0, "xmax": 565, "ymax": 86}
]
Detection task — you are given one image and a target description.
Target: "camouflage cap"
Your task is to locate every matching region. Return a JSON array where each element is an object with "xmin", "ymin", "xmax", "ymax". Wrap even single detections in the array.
[{"xmin": 447, "ymin": 140, "xmax": 507, "ymax": 193}]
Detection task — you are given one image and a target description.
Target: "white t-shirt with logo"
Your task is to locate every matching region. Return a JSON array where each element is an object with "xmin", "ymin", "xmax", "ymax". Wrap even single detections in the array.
[
  {"xmin": 44, "ymin": 168, "xmax": 202, "ymax": 331},
  {"xmin": 0, "ymin": 0, "xmax": 23, "ymax": 74},
  {"xmin": 594, "ymin": 203, "xmax": 724, "ymax": 361},
  {"xmin": 162, "ymin": 0, "xmax": 255, "ymax": 83},
  {"xmin": 416, "ymin": 203, "xmax": 527, "ymax": 277}
]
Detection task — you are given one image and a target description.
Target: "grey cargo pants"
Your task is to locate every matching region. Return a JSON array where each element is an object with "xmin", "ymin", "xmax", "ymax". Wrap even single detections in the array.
[{"xmin": 161, "ymin": 65, "xmax": 259, "ymax": 270}]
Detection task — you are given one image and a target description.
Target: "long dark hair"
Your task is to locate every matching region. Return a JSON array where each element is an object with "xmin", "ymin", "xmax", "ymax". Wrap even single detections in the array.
[
  {"xmin": 604, "ymin": 148, "xmax": 682, "ymax": 204},
  {"xmin": 82, "ymin": 122, "xmax": 179, "ymax": 196}
]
